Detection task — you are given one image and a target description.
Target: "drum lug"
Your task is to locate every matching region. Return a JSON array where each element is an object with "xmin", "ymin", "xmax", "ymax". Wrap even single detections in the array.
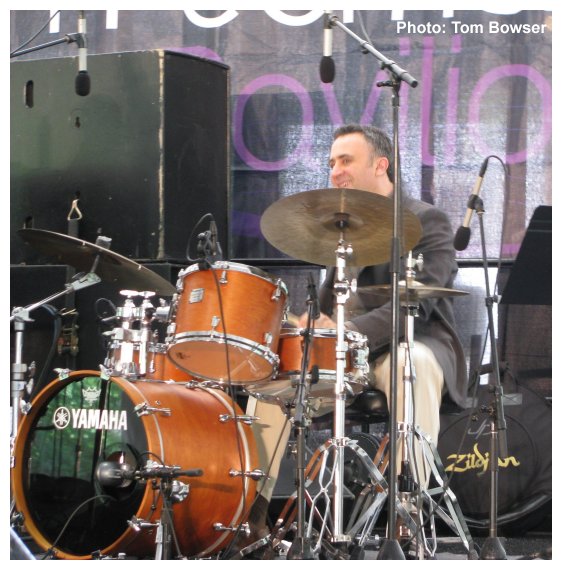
[
  {"xmin": 128, "ymin": 516, "xmax": 158, "ymax": 531},
  {"xmin": 213, "ymin": 522, "xmax": 250, "ymax": 535},
  {"xmin": 219, "ymin": 414, "xmax": 258, "ymax": 425},
  {"xmin": 54, "ymin": 368, "xmax": 71, "ymax": 380},
  {"xmin": 169, "ymin": 480, "xmax": 190, "ymax": 504},
  {"xmin": 210, "ymin": 316, "xmax": 221, "ymax": 337},
  {"xmin": 271, "ymin": 279, "xmax": 283, "ymax": 301},
  {"xmin": 99, "ymin": 365, "xmax": 112, "ymax": 380},
  {"xmin": 263, "ymin": 332, "xmax": 273, "ymax": 347},
  {"xmin": 229, "ymin": 468, "xmax": 267, "ymax": 481},
  {"xmin": 219, "ymin": 270, "xmax": 228, "ymax": 284},
  {"xmin": 134, "ymin": 402, "xmax": 172, "ymax": 417}
]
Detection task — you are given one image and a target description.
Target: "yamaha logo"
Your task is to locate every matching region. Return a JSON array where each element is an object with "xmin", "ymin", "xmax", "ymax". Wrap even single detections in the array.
[{"xmin": 53, "ymin": 407, "xmax": 128, "ymax": 431}]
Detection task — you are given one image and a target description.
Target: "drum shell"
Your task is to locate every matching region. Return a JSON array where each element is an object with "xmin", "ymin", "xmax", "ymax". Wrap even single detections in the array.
[
  {"xmin": 168, "ymin": 262, "xmax": 287, "ymax": 384},
  {"xmin": 146, "ymin": 343, "xmax": 193, "ymax": 382},
  {"xmin": 276, "ymin": 328, "xmax": 368, "ymax": 379},
  {"xmin": 246, "ymin": 329, "xmax": 369, "ymax": 410},
  {"xmin": 11, "ymin": 370, "xmax": 258, "ymax": 559}
]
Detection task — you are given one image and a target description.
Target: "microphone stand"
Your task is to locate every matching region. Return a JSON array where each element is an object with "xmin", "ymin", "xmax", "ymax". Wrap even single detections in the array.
[
  {"xmin": 287, "ymin": 275, "xmax": 319, "ymax": 560},
  {"xmin": 10, "ymin": 32, "xmax": 84, "ymax": 58},
  {"xmin": 325, "ymin": 14, "xmax": 418, "ymax": 560},
  {"xmin": 473, "ymin": 197, "xmax": 508, "ymax": 561}
]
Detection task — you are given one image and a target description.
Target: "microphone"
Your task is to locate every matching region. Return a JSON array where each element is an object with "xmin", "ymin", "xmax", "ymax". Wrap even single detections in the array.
[
  {"xmin": 453, "ymin": 157, "xmax": 490, "ymax": 251},
  {"xmin": 75, "ymin": 11, "xmax": 90, "ymax": 96},
  {"xmin": 96, "ymin": 460, "xmax": 135, "ymax": 489},
  {"xmin": 209, "ymin": 219, "xmax": 223, "ymax": 260},
  {"xmin": 319, "ymin": 11, "xmax": 335, "ymax": 83}
]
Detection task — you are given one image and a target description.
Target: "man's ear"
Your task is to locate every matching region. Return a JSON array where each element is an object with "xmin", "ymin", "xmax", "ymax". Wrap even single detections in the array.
[{"xmin": 375, "ymin": 156, "xmax": 390, "ymax": 176}]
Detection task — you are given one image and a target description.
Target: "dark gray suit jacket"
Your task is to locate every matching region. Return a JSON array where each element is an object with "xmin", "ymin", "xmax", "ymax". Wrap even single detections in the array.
[{"xmin": 319, "ymin": 196, "xmax": 468, "ymax": 408}]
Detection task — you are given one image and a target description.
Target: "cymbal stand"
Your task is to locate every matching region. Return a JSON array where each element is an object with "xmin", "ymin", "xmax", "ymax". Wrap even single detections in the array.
[
  {"xmin": 286, "ymin": 275, "xmax": 319, "ymax": 560},
  {"xmin": 300, "ymin": 235, "xmax": 387, "ymax": 557},
  {"xmin": 10, "ymin": 271, "xmax": 101, "ymax": 465},
  {"xmin": 332, "ymin": 236, "xmax": 354, "ymax": 542},
  {"xmin": 390, "ymin": 254, "xmax": 474, "ymax": 558}
]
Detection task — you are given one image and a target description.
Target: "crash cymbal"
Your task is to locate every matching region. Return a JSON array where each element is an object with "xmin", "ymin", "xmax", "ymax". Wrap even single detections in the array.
[
  {"xmin": 260, "ymin": 188, "xmax": 422, "ymax": 266},
  {"xmin": 358, "ymin": 280, "xmax": 469, "ymax": 300},
  {"xmin": 18, "ymin": 229, "xmax": 176, "ymax": 296}
]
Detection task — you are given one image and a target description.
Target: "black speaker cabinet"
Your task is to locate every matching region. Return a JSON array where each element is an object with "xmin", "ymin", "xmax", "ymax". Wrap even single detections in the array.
[{"xmin": 11, "ymin": 50, "xmax": 230, "ymax": 263}]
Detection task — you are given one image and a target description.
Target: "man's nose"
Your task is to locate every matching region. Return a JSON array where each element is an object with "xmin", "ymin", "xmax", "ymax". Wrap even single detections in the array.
[{"xmin": 330, "ymin": 163, "xmax": 343, "ymax": 182}]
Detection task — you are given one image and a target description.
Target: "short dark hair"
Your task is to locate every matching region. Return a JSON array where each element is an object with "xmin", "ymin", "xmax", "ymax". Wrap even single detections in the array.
[{"xmin": 333, "ymin": 124, "xmax": 394, "ymax": 182}]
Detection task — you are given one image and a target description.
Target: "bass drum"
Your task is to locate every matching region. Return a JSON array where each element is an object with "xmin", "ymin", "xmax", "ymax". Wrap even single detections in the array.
[
  {"xmin": 12, "ymin": 370, "xmax": 258, "ymax": 559},
  {"xmin": 438, "ymin": 384, "xmax": 552, "ymax": 534}
]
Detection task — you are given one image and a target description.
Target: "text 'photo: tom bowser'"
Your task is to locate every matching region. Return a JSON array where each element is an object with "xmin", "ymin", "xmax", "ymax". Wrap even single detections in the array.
[{"xmin": 396, "ymin": 19, "xmax": 549, "ymax": 35}]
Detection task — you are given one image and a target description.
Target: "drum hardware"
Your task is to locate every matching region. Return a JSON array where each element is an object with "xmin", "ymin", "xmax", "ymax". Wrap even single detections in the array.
[
  {"xmin": 10, "ymin": 269, "xmax": 102, "ymax": 466},
  {"xmin": 134, "ymin": 402, "xmax": 172, "ymax": 417},
  {"xmin": 213, "ymin": 522, "xmax": 250, "ymax": 535},
  {"xmin": 219, "ymin": 414, "xmax": 258, "ymax": 425},
  {"xmin": 259, "ymin": 188, "xmax": 474, "ymax": 558},
  {"xmin": 259, "ymin": 189, "xmax": 407, "ymax": 553},
  {"xmin": 103, "ymin": 290, "xmax": 173, "ymax": 379},
  {"xmin": 229, "ymin": 469, "xmax": 267, "ymax": 481},
  {"xmin": 128, "ymin": 516, "xmax": 158, "ymax": 532},
  {"xmin": 379, "ymin": 252, "xmax": 473, "ymax": 559}
]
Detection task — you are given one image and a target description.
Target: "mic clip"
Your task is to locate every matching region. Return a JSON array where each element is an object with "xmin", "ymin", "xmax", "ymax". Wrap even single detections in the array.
[{"xmin": 467, "ymin": 194, "xmax": 484, "ymax": 213}]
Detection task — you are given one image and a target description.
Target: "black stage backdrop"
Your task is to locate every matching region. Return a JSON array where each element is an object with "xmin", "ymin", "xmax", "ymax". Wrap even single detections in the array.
[{"xmin": 10, "ymin": 10, "xmax": 552, "ymax": 261}]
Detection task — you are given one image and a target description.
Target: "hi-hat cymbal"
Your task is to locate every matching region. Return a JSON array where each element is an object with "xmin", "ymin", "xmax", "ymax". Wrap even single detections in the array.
[
  {"xmin": 18, "ymin": 229, "xmax": 176, "ymax": 296},
  {"xmin": 260, "ymin": 188, "xmax": 422, "ymax": 266},
  {"xmin": 358, "ymin": 280, "xmax": 469, "ymax": 300}
]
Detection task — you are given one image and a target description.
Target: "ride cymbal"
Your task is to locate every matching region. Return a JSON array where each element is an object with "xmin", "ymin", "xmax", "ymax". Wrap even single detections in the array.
[
  {"xmin": 260, "ymin": 188, "xmax": 422, "ymax": 266},
  {"xmin": 18, "ymin": 228, "xmax": 176, "ymax": 296}
]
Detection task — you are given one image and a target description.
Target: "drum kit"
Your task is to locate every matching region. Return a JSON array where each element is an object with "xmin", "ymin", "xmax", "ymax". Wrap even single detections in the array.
[{"xmin": 10, "ymin": 188, "xmax": 474, "ymax": 560}]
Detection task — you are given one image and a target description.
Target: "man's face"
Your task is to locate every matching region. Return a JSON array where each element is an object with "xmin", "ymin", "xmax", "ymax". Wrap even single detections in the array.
[{"xmin": 328, "ymin": 132, "xmax": 390, "ymax": 196}]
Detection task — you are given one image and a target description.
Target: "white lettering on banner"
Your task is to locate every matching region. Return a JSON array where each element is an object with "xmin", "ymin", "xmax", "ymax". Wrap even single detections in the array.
[
  {"xmin": 47, "ymin": 10, "xmax": 542, "ymax": 32},
  {"xmin": 49, "ymin": 10, "xmax": 60, "ymax": 34},
  {"xmin": 67, "ymin": 408, "xmax": 128, "ymax": 431},
  {"xmin": 183, "ymin": 10, "xmax": 238, "ymax": 28},
  {"xmin": 106, "ymin": 9, "xmax": 118, "ymax": 29},
  {"xmin": 264, "ymin": 10, "xmax": 323, "ymax": 26}
]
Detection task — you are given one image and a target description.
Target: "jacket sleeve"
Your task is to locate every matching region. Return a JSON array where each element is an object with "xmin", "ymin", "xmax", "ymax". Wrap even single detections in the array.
[{"xmin": 345, "ymin": 205, "xmax": 458, "ymax": 353}]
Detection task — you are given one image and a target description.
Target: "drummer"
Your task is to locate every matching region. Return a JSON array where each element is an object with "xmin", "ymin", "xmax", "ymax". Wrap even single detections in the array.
[{"xmin": 245, "ymin": 124, "xmax": 468, "ymax": 542}]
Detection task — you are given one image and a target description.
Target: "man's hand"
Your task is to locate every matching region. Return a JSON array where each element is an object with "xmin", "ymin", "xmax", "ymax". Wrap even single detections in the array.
[{"xmin": 297, "ymin": 312, "xmax": 337, "ymax": 329}]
